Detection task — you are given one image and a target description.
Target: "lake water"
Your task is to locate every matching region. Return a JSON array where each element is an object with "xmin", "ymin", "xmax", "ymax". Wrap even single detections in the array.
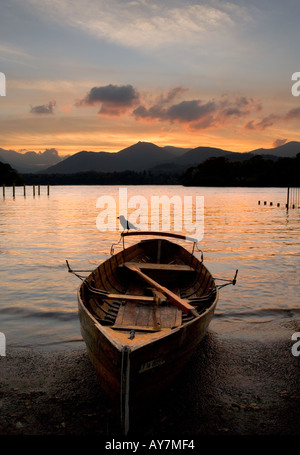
[{"xmin": 0, "ymin": 185, "xmax": 299, "ymax": 350}]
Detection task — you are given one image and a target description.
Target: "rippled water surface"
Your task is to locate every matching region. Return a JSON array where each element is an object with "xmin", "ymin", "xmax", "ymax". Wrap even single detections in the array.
[{"xmin": 0, "ymin": 185, "xmax": 299, "ymax": 349}]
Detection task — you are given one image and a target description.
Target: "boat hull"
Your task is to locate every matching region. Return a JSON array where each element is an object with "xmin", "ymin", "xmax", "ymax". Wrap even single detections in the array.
[
  {"xmin": 78, "ymin": 287, "xmax": 218, "ymax": 432},
  {"xmin": 77, "ymin": 236, "xmax": 219, "ymax": 433}
]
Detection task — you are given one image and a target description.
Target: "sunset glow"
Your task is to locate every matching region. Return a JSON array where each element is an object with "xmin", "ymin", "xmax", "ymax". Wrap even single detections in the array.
[{"xmin": 1, "ymin": 1, "xmax": 300, "ymax": 156}]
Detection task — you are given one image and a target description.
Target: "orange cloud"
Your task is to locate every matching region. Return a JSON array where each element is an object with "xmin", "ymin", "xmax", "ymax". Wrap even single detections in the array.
[
  {"xmin": 244, "ymin": 106, "xmax": 300, "ymax": 131},
  {"xmin": 60, "ymin": 104, "xmax": 72, "ymax": 114}
]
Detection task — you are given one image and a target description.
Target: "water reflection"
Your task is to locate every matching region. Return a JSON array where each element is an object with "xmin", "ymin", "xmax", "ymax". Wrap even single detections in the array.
[{"xmin": 0, "ymin": 185, "xmax": 299, "ymax": 349}]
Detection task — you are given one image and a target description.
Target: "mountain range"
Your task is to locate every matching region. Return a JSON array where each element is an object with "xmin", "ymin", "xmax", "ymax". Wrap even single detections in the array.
[
  {"xmin": 0, "ymin": 148, "xmax": 63, "ymax": 173},
  {"xmin": 0, "ymin": 141, "xmax": 299, "ymax": 174}
]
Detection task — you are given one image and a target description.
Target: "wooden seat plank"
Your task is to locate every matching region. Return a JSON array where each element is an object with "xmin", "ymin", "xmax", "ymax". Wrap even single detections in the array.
[{"xmin": 103, "ymin": 293, "xmax": 154, "ymax": 303}]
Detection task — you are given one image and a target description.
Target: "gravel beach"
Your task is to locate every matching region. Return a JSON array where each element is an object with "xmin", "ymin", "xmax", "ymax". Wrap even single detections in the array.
[{"xmin": 1, "ymin": 320, "xmax": 300, "ymax": 438}]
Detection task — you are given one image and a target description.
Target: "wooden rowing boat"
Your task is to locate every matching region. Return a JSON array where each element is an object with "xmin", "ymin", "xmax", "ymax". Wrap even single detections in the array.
[{"xmin": 72, "ymin": 231, "xmax": 236, "ymax": 434}]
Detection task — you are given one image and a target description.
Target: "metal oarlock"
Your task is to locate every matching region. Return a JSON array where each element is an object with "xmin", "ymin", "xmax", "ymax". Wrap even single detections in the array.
[{"xmin": 215, "ymin": 269, "xmax": 239, "ymax": 289}]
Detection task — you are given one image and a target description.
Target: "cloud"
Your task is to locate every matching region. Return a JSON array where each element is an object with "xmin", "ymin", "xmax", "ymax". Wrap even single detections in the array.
[
  {"xmin": 157, "ymin": 86, "xmax": 188, "ymax": 104},
  {"xmin": 273, "ymin": 138, "xmax": 287, "ymax": 148},
  {"xmin": 0, "ymin": 43, "xmax": 34, "ymax": 64},
  {"xmin": 76, "ymin": 84, "xmax": 140, "ymax": 116},
  {"xmin": 133, "ymin": 92, "xmax": 261, "ymax": 130},
  {"xmin": 167, "ymin": 100, "xmax": 216, "ymax": 123},
  {"xmin": 244, "ymin": 113, "xmax": 280, "ymax": 131},
  {"xmin": 285, "ymin": 107, "xmax": 300, "ymax": 120},
  {"xmin": 133, "ymin": 85, "xmax": 216, "ymax": 126},
  {"xmin": 133, "ymin": 99, "xmax": 216, "ymax": 124},
  {"xmin": 244, "ymin": 120, "xmax": 255, "ymax": 130},
  {"xmin": 60, "ymin": 104, "xmax": 72, "ymax": 114},
  {"xmin": 75, "ymin": 82, "xmax": 300, "ymax": 136},
  {"xmin": 255, "ymin": 114, "xmax": 281, "ymax": 130},
  {"xmin": 30, "ymin": 100, "xmax": 56, "ymax": 114},
  {"xmin": 26, "ymin": 0, "xmax": 251, "ymax": 51},
  {"xmin": 219, "ymin": 96, "xmax": 261, "ymax": 118},
  {"xmin": 244, "ymin": 106, "xmax": 300, "ymax": 131},
  {"xmin": 39, "ymin": 148, "xmax": 59, "ymax": 158}
]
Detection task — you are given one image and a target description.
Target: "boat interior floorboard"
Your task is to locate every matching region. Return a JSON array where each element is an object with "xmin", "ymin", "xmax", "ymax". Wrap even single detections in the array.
[{"xmin": 114, "ymin": 301, "xmax": 182, "ymax": 331}]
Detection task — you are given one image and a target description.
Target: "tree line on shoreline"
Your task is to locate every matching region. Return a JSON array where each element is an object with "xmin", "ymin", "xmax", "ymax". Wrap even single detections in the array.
[
  {"xmin": 179, "ymin": 154, "xmax": 300, "ymax": 187},
  {"xmin": 0, "ymin": 161, "xmax": 24, "ymax": 186},
  {"xmin": 1, "ymin": 154, "xmax": 299, "ymax": 187}
]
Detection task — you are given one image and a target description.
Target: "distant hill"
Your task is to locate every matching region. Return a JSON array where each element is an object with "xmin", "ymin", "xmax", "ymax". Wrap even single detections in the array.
[
  {"xmin": 44, "ymin": 143, "xmax": 247, "ymax": 174},
  {"xmin": 42, "ymin": 141, "xmax": 299, "ymax": 175},
  {"xmin": 249, "ymin": 141, "xmax": 300, "ymax": 158},
  {"xmin": 0, "ymin": 161, "xmax": 24, "ymax": 185},
  {"xmin": 174, "ymin": 146, "xmax": 242, "ymax": 166},
  {"xmin": 175, "ymin": 143, "xmax": 296, "ymax": 167},
  {"xmin": 0, "ymin": 148, "xmax": 64, "ymax": 173},
  {"xmin": 42, "ymin": 142, "xmax": 175, "ymax": 174},
  {"xmin": 2, "ymin": 140, "xmax": 299, "ymax": 175},
  {"xmin": 149, "ymin": 147, "xmax": 278, "ymax": 174},
  {"xmin": 162, "ymin": 146, "xmax": 191, "ymax": 156}
]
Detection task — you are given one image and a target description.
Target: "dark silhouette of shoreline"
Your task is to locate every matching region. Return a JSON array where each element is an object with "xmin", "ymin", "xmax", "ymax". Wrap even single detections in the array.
[
  {"xmin": 0, "ymin": 161, "xmax": 24, "ymax": 186},
  {"xmin": 180, "ymin": 154, "xmax": 300, "ymax": 187},
  {"xmin": 1, "ymin": 154, "xmax": 299, "ymax": 187},
  {"xmin": 21, "ymin": 154, "xmax": 300, "ymax": 187}
]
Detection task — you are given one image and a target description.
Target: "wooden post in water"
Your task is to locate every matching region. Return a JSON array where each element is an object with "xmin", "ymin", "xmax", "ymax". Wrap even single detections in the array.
[
  {"xmin": 47, "ymin": 185, "xmax": 50, "ymax": 196},
  {"xmin": 38, "ymin": 185, "xmax": 40, "ymax": 196},
  {"xmin": 13, "ymin": 184, "xmax": 15, "ymax": 198},
  {"xmin": 23, "ymin": 184, "xmax": 26, "ymax": 197},
  {"xmin": 33, "ymin": 185, "xmax": 35, "ymax": 197},
  {"xmin": 2, "ymin": 184, "xmax": 5, "ymax": 197},
  {"xmin": 286, "ymin": 187, "xmax": 290, "ymax": 209}
]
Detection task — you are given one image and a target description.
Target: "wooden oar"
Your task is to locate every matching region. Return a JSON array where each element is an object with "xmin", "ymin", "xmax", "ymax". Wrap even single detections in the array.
[{"xmin": 125, "ymin": 264, "xmax": 198, "ymax": 317}]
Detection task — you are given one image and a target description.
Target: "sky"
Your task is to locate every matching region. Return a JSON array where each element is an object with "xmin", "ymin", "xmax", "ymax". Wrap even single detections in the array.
[{"xmin": 1, "ymin": 0, "xmax": 300, "ymax": 156}]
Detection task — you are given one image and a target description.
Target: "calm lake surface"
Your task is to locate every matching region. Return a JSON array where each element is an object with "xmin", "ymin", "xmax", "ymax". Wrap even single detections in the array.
[{"xmin": 0, "ymin": 185, "xmax": 299, "ymax": 350}]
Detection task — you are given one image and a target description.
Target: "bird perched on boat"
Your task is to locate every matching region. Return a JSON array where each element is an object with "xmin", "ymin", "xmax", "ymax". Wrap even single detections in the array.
[{"xmin": 118, "ymin": 215, "xmax": 138, "ymax": 231}]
